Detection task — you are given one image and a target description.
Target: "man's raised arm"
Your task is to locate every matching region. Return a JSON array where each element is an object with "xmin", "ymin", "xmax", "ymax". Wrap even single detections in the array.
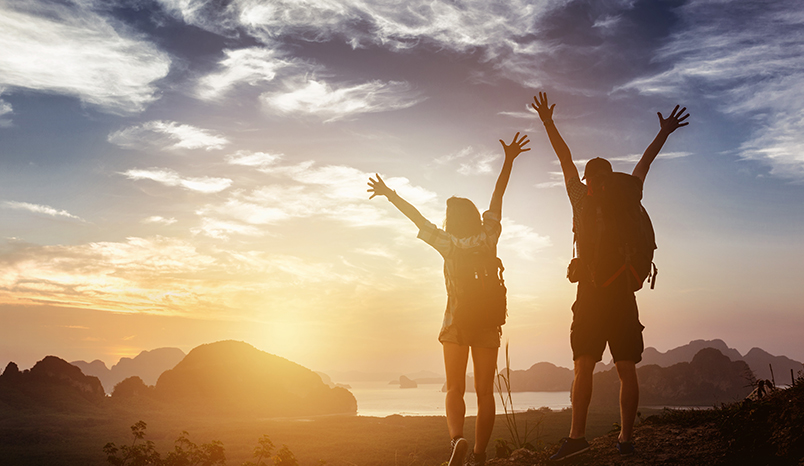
[
  {"xmin": 532, "ymin": 92, "xmax": 580, "ymax": 186},
  {"xmin": 632, "ymin": 105, "xmax": 690, "ymax": 183}
]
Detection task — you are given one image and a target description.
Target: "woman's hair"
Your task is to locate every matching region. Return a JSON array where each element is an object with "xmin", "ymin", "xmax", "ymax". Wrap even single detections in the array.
[{"xmin": 445, "ymin": 196, "xmax": 482, "ymax": 238}]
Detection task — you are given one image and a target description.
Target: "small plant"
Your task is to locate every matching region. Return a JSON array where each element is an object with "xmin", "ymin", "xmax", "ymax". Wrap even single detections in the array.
[
  {"xmin": 273, "ymin": 445, "xmax": 298, "ymax": 466},
  {"xmin": 242, "ymin": 435, "xmax": 275, "ymax": 466},
  {"xmin": 105, "ymin": 422, "xmax": 294, "ymax": 466},
  {"xmin": 103, "ymin": 420, "xmax": 161, "ymax": 466},
  {"xmin": 494, "ymin": 341, "xmax": 540, "ymax": 455}
]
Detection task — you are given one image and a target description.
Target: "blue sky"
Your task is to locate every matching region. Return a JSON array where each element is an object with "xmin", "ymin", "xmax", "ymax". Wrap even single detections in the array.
[{"xmin": 0, "ymin": 0, "xmax": 802, "ymax": 374}]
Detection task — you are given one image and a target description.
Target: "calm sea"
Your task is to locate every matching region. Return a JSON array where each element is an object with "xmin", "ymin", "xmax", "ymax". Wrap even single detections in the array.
[{"xmin": 347, "ymin": 381, "xmax": 571, "ymax": 417}]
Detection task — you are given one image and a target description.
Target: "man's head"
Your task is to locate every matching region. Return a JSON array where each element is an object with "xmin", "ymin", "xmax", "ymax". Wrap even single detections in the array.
[{"xmin": 583, "ymin": 157, "xmax": 613, "ymax": 181}]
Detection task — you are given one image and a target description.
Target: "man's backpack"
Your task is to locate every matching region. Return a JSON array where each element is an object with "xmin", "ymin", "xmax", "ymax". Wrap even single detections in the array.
[
  {"xmin": 573, "ymin": 172, "xmax": 657, "ymax": 291},
  {"xmin": 451, "ymin": 245, "xmax": 507, "ymax": 330}
]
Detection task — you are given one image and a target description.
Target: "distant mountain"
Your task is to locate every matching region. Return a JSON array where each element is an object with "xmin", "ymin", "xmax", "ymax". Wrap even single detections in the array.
[
  {"xmin": 636, "ymin": 339, "xmax": 803, "ymax": 384},
  {"xmin": 743, "ymin": 347, "xmax": 803, "ymax": 384},
  {"xmin": 0, "ymin": 356, "xmax": 105, "ymax": 411},
  {"xmin": 459, "ymin": 362, "xmax": 574, "ymax": 393},
  {"xmin": 72, "ymin": 347, "xmax": 185, "ymax": 394},
  {"xmin": 592, "ymin": 348, "xmax": 753, "ymax": 407},
  {"xmin": 154, "ymin": 340, "xmax": 356, "ymax": 416},
  {"xmin": 640, "ymin": 339, "xmax": 743, "ymax": 367},
  {"xmin": 398, "ymin": 375, "xmax": 417, "ymax": 389}
]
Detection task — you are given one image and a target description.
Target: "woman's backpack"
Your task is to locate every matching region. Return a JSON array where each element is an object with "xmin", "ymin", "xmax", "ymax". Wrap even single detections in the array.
[{"xmin": 451, "ymin": 244, "xmax": 507, "ymax": 330}]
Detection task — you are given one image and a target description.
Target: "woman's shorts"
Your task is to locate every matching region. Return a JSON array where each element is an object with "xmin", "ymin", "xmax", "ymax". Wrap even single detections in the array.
[{"xmin": 439, "ymin": 324, "xmax": 501, "ymax": 348}]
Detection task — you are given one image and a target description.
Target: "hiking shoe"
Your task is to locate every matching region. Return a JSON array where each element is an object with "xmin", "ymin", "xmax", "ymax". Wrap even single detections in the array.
[
  {"xmin": 549, "ymin": 437, "xmax": 590, "ymax": 462},
  {"xmin": 466, "ymin": 451, "xmax": 486, "ymax": 466},
  {"xmin": 448, "ymin": 437, "xmax": 468, "ymax": 466},
  {"xmin": 616, "ymin": 440, "xmax": 635, "ymax": 456}
]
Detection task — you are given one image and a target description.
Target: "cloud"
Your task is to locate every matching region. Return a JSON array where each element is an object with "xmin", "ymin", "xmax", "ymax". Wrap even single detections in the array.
[
  {"xmin": 0, "ymin": 90, "xmax": 12, "ymax": 128},
  {"xmin": 261, "ymin": 78, "xmax": 423, "ymax": 122},
  {"xmin": 121, "ymin": 168, "xmax": 233, "ymax": 193},
  {"xmin": 226, "ymin": 150, "xmax": 283, "ymax": 168},
  {"xmin": 156, "ymin": 0, "xmax": 563, "ymax": 86},
  {"xmin": 108, "ymin": 121, "xmax": 230, "ymax": 152},
  {"xmin": 535, "ymin": 172, "xmax": 566, "ymax": 189},
  {"xmin": 191, "ymin": 218, "xmax": 263, "ymax": 239},
  {"xmin": 142, "ymin": 216, "xmax": 177, "ymax": 225},
  {"xmin": 435, "ymin": 146, "xmax": 501, "ymax": 176},
  {"xmin": 2, "ymin": 201, "xmax": 82, "ymax": 221},
  {"xmin": 618, "ymin": 0, "xmax": 804, "ymax": 181},
  {"xmin": 0, "ymin": 2, "xmax": 170, "ymax": 114},
  {"xmin": 0, "ymin": 235, "xmax": 360, "ymax": 315},
  {"xmin": 499, "ymin": 219, "xmax": 552, "ymax": 261},
  {"xmin": 196, "ymin": 47, "xmax": 299, "ymax": 101},
  {"xmin": 194, "ymin": 160, "xmax": 440, "ymax": 238}
]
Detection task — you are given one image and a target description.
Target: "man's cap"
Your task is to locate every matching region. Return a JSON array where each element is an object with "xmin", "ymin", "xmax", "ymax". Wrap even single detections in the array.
[{"xmin": 583, "ymin": 157, "xmax": 613, "ymax": 180}]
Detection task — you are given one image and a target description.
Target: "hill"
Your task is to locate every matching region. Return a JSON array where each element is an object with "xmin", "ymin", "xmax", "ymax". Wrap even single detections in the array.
[
  {"xmin": 153, "ymin": 340, "xmax": 357, "ymax": 416},
  {"xmin": 72, "ymin": 347, "xmax": 185, "ymax": 394},
  {"xmin": 0, "ymin": 356, "xmax": 105, "ymax": 411},
  {"xmin": 596, "ymin": 339, "xmax": 803, "ymax": 384},
  {"xmin": 591, "ymin": 348, "xmax": 753, "ymax": 407}
]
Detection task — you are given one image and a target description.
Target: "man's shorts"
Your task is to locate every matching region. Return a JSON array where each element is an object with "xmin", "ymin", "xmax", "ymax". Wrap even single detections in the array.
[
  {"xmin": 439, "ymin": 323, "xmax": 501, "ymax": 348},
  {"xmin": 570, "ymin": 279, "xmax": 644, "ymax": 363}
]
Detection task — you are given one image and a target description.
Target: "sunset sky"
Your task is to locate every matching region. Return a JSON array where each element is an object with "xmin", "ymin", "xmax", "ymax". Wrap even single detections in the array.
[{"xmin": 1, "ymin": 0, "xmax": 802, "ymax": 377}]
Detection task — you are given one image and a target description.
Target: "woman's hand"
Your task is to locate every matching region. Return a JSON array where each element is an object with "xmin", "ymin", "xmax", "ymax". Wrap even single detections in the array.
[
  {"xmin": 367, "ymin": 174, "xmax": 393, "ymax": 199},
  {"xmin": 499, "ymin": 132, "xmax": 531, "ymax": 162},
  {"xmin": 531, "ymin": 92, "xmax": 555, "ymax": 123}
]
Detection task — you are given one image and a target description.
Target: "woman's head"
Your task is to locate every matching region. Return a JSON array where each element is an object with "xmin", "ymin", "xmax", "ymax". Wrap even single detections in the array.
[{"xmin": 445, "ymin": 196, "xmax": 482, "ymax": 238}]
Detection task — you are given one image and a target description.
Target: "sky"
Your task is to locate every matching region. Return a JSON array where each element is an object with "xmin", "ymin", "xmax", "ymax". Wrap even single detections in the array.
[{"xmin": 0, "ymin": 0, "xmax": 802, "ymax": 377}]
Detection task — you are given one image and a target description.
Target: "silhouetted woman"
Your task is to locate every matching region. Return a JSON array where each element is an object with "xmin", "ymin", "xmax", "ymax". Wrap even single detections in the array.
[{"xmin": 367, "ymin": 133, "xmax": 529, "ymax": 466}]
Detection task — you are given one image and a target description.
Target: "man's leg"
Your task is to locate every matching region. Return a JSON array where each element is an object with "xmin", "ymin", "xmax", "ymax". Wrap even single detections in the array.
[
  {"xmin": 470, "ymin": 345, "xmax": 499, "ymax": 455},
  {"xmin": 569, "ymin": 355, "xmax": 596, "ymax": 439},
  {"xmin": 443, "ymin": 342, "xmax": 470, "ymax": 439},
  {"xmin": 615, "ymin": 360, "xmax": 639, "ymax": 443}
]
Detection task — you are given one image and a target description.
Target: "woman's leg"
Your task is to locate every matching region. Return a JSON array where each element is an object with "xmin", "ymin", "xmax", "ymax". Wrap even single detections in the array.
[
  {"xmin": 443, "ymin": 342, "xmax": 470, "ymax": 439},
  {"xmin": 471, "ymin": 345, "xmax": 499, "ymax": 454}
]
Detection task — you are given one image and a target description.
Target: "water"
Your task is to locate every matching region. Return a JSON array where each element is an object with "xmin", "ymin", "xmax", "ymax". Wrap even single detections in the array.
[{"xmin": 347, "ymin": 381, "xmax": 571, "ymax": 417}]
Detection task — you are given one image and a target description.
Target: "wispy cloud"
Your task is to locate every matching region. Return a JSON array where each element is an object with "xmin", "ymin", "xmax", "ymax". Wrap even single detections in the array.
[
  {"xmin": 226, "ymin": 150, "xmax": 283, "ymax": 168},
  {"xmin": 499, "ymin": 219, "xmax": 552, "ymax": 261},
  {"xmin": 121, "ymin": 168, "xmax": 233, "ymax": 193},
  {"xmin": 261, "ymin": 78, "xmax": 423, "ymax": 122},
  {"xmin": 435, "ymin": 146, "xmax": 501, "ymax": 176},
  {"xmin": 0, "ymin": 2, "xmax": 170, "ymax": 114},
  {"xmin": 196, "ymin": 47, "xmax": 298, "ymax": 101},
  {"xmin": 194, "ymin": 160, "xmax": 440, "ymax": 239},
  {"xmin": 618, "ymin": 0, "xmax": 804, "ymax": 181},
  {"xmin": 535, "ymin": 172, "xmax": 565, "ymax": 189},
  {"xmin": 142, "ymin": 216, "xmax": 177, "ymax": 225},
  {"xmin": 0, "ymin": 236, "xmax": 360, "ymax": 315},
  {"xmin": 108, "ymin": 121, "xmax": 230, "ymax": 152},
  {"xmin": 2, "ymin": 201, "xmax": 82, "ymax": 221},
  {"xmin": 0, "ymin": 90, "xmax": 12, "ymax": 128}
]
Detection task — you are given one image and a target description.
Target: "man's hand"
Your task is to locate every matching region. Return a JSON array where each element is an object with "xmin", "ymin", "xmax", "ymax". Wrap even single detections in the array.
[
  {"xmin": 531, "ymin": 92, "xmax": 556, "ymax": 123},
  {"xmin": 658, "ymin": 105, "xmax": 690, "ymax": 135},
  {"xmin": 367, "ymin": 174, "xmax": 393, "ymax": 199},
  {"xmin": 499, "ymin": 132, "xmax": 531, "ymax": 162}
]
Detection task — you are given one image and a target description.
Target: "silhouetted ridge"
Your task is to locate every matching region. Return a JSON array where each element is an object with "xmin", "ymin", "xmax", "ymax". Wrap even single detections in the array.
[
  {"xmin": 0, "ymin": 356, "xmax": 104, "ymax": 410},
  {"xmin": 592, "ymin": 348, "xmax": 753, "ymax": 407},
  {"xmin": 154, "ymin": 340, "xmax": 356, "ymax": 416},
  {"xmin": 72, "ymin": 347, "xmax": 185, "ymax": 394}
]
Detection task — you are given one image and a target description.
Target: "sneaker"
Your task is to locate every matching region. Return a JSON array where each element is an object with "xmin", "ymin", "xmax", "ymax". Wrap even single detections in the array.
[
  {"xmin": 549, "ymin": 437, "xmax": 590, "ymax": 462},
  {"xmin": 448, "ymin": 437, "xmax": 468, "ymax": 466},
  {"xmin": 466, "ymin": 451, "xmax": 486, "ymax": 466},
  {"xmin": 616, "ymin": 440, "xmax": 635, "ymax": 456}
]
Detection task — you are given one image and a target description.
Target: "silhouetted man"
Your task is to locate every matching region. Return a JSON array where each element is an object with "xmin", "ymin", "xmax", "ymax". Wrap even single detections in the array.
[{"xmin": 531, "ymin": 92, "xmax": 689, "ymax": 460}]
